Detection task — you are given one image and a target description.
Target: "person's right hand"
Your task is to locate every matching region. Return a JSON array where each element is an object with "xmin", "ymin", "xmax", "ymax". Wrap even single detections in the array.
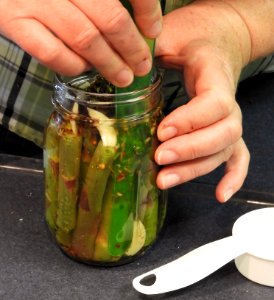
[{"xmin": 0, "ymin": 0, "xmax": 162, "ymax": 87}]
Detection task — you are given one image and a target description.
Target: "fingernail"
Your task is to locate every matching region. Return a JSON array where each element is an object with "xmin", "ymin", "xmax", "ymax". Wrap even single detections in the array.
[
  {"xmin": 161, "ymin": 173, "xmax": 181, "ymax": 189},
  {"xmin": 157, "ymin": 150, "xmax": 179, "ymax": 165},
  {"xmin": 149, "ymin": 20, "xmax": 162, "ymax": 38},
  {"xmin": 159, "ymin": 126, "xmax": 178, "ymax": 141},
  {"xmin": 134, "ymin": 59, "xmax": 152, "ymax": 76},
  {"xmin": 116, "ymin": 69, "xmax": 134, "ymax": 86},
  {"xmin": 223, "ymin": 188, "xmax": 234, "ymax": 202}
]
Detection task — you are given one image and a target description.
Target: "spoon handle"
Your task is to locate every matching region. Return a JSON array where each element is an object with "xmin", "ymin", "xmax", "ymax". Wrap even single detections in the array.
[{"xmin": 133, "ymin": 236, "xmax": 246, "ymax": 295}]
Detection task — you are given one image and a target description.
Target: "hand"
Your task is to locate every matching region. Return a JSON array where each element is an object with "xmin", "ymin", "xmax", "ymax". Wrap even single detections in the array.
[
  {"xmin": 154, "ymin": 1, "xmax": 251, "ymax": 202},
  {"xmin": 0, "ymin": 0, "xmax": 162, "ymax": 87}
]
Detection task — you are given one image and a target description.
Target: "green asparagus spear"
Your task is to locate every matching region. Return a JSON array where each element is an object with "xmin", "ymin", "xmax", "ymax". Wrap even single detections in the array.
[
  {"xmin": 100, "ymin": 0, "xmax": 157, "ymax": 257},
  {"xmin": 71, "ymin": 106, "xmax": 117, "ymax": 259},
  {"xmin": 79, "ymin": 125, "xmax": 98, "ymax": 189},
  {"xmin": 44, "ymin": 114, "xmax": 60, "ymax": 231},
  {"xmin": 56, "ymin": 120, "xmax": 82, "ymax": 245},
  {"xmin": 107, "ymin": 124, "xmax": 145, "ymax": 256},
  {"xmin": 70, "ymin": 202, "xmax": 97, "ymax": 260},
  {"xmin": 71, "ymin": 141, "xmax": 115, "ymax": 259},
  {"xmin": 93, "ymin": 178, "xmax": 120, "ymax": 262},
  {"xmin": 107, "ymin": 173, "xmax": 136, "ymax": 256},
  {"xmin": 142, "ymin": 188, "xmax": 159, "ymax": 246},
  {"xmin": 116, "ymin": 0, "xmax": 156, "ymax": 116}
]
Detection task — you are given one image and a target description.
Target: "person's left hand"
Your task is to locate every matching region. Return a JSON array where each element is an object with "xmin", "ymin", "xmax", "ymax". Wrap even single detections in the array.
[{"xmin": 154, "ymin": 2, "xmax": 251, "ymax": 202}]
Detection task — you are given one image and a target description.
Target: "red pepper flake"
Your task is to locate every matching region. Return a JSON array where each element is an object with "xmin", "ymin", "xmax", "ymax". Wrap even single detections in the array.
[
  {"xmin": 64, "ymin": 178, "xmax": 76, "ymax": 190},
  {"xmin": 117, "ymin": 173, "xmax": 125, "ymax": 181},
  {"xmin": 50, "ymin": 159, "xmax": 59, "ymax": 177},
  {"xmin": 79, "ymin": 190, "xmax": 90, "ymax": 211},
  {"xmin": 67, "ymin": 247, "xmax": 77, "ymax": 257}
]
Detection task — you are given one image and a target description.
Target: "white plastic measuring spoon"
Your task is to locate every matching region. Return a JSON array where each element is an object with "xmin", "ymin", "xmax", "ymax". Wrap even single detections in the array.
[{"xmin": 133, "ymin": 207, "xmax": 274, "ymax": 295}]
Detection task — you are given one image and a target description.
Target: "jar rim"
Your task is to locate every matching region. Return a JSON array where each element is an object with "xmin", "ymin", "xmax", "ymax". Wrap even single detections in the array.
[{"xmin": 54, "ymin": 68, "xmax": 163, "ymax": 105}]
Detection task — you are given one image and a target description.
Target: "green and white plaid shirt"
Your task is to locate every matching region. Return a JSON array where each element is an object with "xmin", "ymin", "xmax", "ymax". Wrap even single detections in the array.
[
  {"xmin": 0, "ymin": 36, "xmax": 54, "ymax": 146},
  {"xmin": 1, "ymin": 0, "xmax": 274, "ymax": 147}
]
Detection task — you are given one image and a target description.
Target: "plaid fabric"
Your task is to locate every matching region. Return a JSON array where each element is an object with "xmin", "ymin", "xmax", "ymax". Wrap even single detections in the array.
[
  {"xmin": 0, "ymin": 35, "xmax": 54, "ymax": 146},
  {"xmin": 0, "ymin": 1, "xmax": 274, "ymax": 147}
]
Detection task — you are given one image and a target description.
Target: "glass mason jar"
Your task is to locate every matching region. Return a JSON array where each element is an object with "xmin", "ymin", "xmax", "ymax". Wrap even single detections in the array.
[{"xmin": 43, "ymin": 69, "xmax": 167, "ymax": 265}]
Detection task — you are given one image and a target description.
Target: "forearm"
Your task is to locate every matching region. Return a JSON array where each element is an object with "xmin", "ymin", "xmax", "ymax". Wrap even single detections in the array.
[
  {"xmin": 158, "ymin": 1, "xmax": 252, "ymax": 84},
  {"xmin": 221, "ymin": 0, "xmax": 274, "ymax": 62},
  {"xmin": 159, "ymin": 0, "xmax": 274, "ymax": 83}
]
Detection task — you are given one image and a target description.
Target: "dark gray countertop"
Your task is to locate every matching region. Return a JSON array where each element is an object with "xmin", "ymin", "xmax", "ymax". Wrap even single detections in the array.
[{"xmin": 1, "ymin": 73, "xmax": 274, "ymax": 299}]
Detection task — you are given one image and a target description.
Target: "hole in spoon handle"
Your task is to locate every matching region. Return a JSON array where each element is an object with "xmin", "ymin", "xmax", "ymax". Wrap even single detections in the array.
[{"xmin": 133, "ymin": 236, "xmax": 246, "ymax": 295}]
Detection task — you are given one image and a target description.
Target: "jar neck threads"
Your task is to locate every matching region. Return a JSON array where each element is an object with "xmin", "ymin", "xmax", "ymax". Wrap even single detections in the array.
[{"xmin": 52, "ymin": 70, "xmax": 163, "ymax": 121}]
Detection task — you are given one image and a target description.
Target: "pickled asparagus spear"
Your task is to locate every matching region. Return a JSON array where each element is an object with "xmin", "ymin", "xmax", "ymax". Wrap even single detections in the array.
[
  {"xmin": 44, "ymin": 115, "xmax": 60, "ymax": 231},
  {"xmin": 116, "ymin": 0, "xmax": 156, "ymax": 116},
  {"xmin": 118, "ymin": 0, "xmax": 155, "ymax": 92},
  {"xmin": 107, "ymin": 126, "xmax": 144, "ymax": 256},
  {"xmin": 107, "ymin": 172, "xmax": 136, "ymax": 256},
  {"xmin": 93, "ymin": 179, "xmax": 120, "ymax": 262},
  {"xmin": 103, "ymin": 111, "xmax": 160, "ymax": 257},
  {"xmin": 79, "ymin": 126, "xmax": 98, "ymax": 189},
  {"xmin": 71, "ymin": 141, "xmax": 115, "ymax": 259},
  {"xmin": 142, "ymin": 187, "xmax": 159, "ymax": 246},
  {"xmin": 56, "ymin": 121, "xmax": 82, "ymax": 245},
  {"xmin": 71, "ymin": 108, "xmax": 117, "ymax": 259},
  {"xmin": 104, "ymin": 0, "xmax": 157, "ymax": 257}
]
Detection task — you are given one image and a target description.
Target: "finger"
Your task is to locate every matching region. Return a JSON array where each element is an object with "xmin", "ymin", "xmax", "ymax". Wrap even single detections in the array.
[
  {"xmin": 71, "ymin": 0, "xmax": 152, "ymax": 77},
  {"xmin": 129, "ymin": 0, "xmax": 163, "ymax": 38},
  {"xmin": 155, "ymin": 105, "xmax": 242, "ymax": 165},
  {"xmin": 156, "ymin": 141, "xmax": 235, "ymax": 190},
  {"xmin": 215, "ymin": 139, "xmax": 250, "ymax": 203},
  {"xmin": 4, "ymin": 18, "xmax": 90, "ymax": 75},
  {"xmin": 157, "ymin": 42, "xmax": 239, "ymax": 141},
  {"xmin": 158, "ymin": 88, "xmax": 237, "ymax": 141},
  {"xmin": 37, "ymin": 1, "xmax": 134, "ymax": 87}
]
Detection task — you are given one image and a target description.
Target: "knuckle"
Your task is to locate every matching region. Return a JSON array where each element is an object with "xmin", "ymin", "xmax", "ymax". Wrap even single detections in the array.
[
  {"xmin": 103, "ymin": 7, "xmax": 130, "ymax": 34},
  {"xmin": 215, "ymin": 94, "xmax": 234, "ymax": 117},
  {"xmin": 37, "ymin": 44, "xmax": 63, "ymax": 66},
  {"xmin": 189, "ymin": 165, "xmax": 203, "ymax": 180},
  {"xmin": 222, "ymin": 144, "xmax": 234, "ymax": 162},
  {"xmin": 70, "ymin": 27, "xmax": 100, "ymax": 52},
  {"xmin": 237, "ymin": 139, "xmax": 251, "ymax": 163},
  {"xmin": 225, "ymin": 121, "xmax": 243, "ymax": 145},
  {"xmin": 35, "ymin": 42, "xmax": 88, "ymax": 76},
  {"xmin": 188, "ymin": 143, "xmax": 200, "ymax": 161}
]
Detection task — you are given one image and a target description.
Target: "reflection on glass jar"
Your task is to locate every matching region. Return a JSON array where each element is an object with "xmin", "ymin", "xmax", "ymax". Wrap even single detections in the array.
[{"xmin": 43, "ymin": 69, "xmax": 167, "ymax": 265}]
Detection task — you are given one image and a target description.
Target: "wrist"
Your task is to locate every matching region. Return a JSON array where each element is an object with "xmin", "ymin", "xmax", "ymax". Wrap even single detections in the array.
[
  {"xmin": 191, "ymin": 0, "xmax": 252, "ymax": 71},
  {"xmin": 220, "ymin": 0, "xmax": 274, "ymax": 62}
]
